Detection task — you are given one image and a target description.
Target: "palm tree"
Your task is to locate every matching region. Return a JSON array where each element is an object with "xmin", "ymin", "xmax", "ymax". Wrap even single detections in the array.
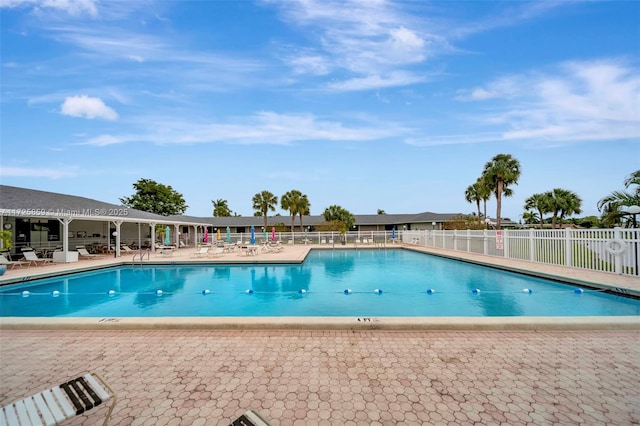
[
  {"xmin": 281, "ymin": 189, "xmax": 306, "ymax": 232},
  {"xmin": 477, "ymin": 176, "xmax": 493, "ymax": 221},
  {"xmin": 464, "ymin": 182, "xmax": 483, "ymax": 224},
  {"xmin": 481, "ymin": 154, "xmax": 521, "ymax": 228},
  {"xmin": 524, "ymin": 193, "xmax": 551, "ymax": 229},
  {"xmin": 547, "ymin": 188, "xmax": 582, "ymax": 228},
  {"xmin": 322, "ymin": 205, "xmax": 355, "ymax": 231},
  {"xmin": 598, "ymin": 170, "xmax": 640, "ymax": 227},
  {"xmin": 211, "ymin": 199, "xmax": 232, "ymax": 217},
  {"xmin": 298, "ymin": 195, "xmax": 310, "ymax": 231},
  {"xmin": 252, "ymin": 190, "xmax": 278, "ymax": 229},
  {"xmin": 522, "ymin": 211, "xmax": 540, "ymax": 226}
]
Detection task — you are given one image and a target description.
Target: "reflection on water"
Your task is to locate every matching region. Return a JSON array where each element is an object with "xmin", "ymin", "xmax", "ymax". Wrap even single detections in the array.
[
  {"xmin": 133, "ymin": 267, "xmax": 187, "ymax": 308},
  {"xmin": 280, "ymin": 265, "xmax": 312, "ymax": 300},
  {"xmin": 462, "ymin": 275, "xmax": 524, "ymax": 316},
  {"xmin": 321, "ymin": 250, "xmax": 355, "ymax": 278},
  {"xmin": 251, "ymin": 267, "xmax": 279, "ymax": 295},
  {"xmin": 214, "ymin": 267, "xmax": 231, "ymax": 280}
]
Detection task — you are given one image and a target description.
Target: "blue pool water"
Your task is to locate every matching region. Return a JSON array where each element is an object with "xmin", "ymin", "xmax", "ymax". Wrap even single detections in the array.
[{"xmin": 1, "ymin": 250, "xmax": 638, "ymax": 317}]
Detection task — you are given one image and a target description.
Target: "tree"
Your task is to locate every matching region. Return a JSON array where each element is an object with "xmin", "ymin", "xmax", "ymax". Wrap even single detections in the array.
[
  {"xmin": 298, "ymin": 194, "xmax": 311, "ymax": 231},
  {"xmin": 252, "ymin": 190, "xmax": 278, "ymax": 229},
  {"xmin": 120, "ymin": 178, "xmax": 187, "ymax": 216},
  {"xmin": 322, "ymin": 205, "xmax": 355, "ymax": 232},
  {"xmin": 524, "ymin": 193, "xmax": 551, "ymax": 229},
  {"xmin": 598, "ymin": 170, "xmax": 640, "ymax": 227},
  {"xmin": 546, "ymin": 188, "xmax": 582, "ymax": 228},
  {"xmin": 377, "ymin": 209, "xmax": 386, "ymax": 215},
  {"xmin": 281, "ymin": 190, "xmax": 307, "ymax": 232},
  {"xmin": 481, "ymin": 154, "xmax": 521, "ymax": 228},
  {"xmin": 477, "ymin": 177, "xmax": 493, "ymax": 220},
  {"xmin": 464, "ymin": 182, "xmax": 483, "ymax": 224},
  {"xmin": 211, "ymin": 199, "xmax": 232, "ymax": 217},
  {"xmin": 522, "ymin": 211, "xmax": 540, "ymax": 226}
]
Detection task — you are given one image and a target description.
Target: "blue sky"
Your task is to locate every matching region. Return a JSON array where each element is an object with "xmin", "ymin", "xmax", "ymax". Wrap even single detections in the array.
[{"xmin": 1, "ymin": 0, "xmax": 639, "ymax": 222}]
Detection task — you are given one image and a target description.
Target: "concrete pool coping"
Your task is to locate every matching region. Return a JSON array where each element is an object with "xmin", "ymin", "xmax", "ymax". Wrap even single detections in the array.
[
  {"xmin": 1, "ymin": 244, "xmax": 638, "ymax": 331},
  {"xmin": 2, "ymin": 315, "xmax": 639, "ymax": 331}
]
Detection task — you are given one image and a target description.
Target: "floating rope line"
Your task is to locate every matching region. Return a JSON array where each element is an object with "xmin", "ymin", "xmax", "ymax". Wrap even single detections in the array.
[{"xmin": 0, "ymin": 287, "xmax": 608, "ymax": 297}]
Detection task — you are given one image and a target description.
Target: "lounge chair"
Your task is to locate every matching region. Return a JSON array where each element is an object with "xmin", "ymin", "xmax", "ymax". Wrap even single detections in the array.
[
  {"xmin": 120, "ymin": 244, "xmax": 135, "ymax": 253},
  {"xmin": 0, "ymin": 253, "xmax": 30, "ymax": 269},
  {"xmin": 231, "ymin": 410, "xmax": 272, "ymax": 426},
  {"xmin": 0, "ymin": 372, "xmax": 116, "ymax": 426},
  {"xmin": 207, "ymin": 247, "xmax": 225, "ymax": 258},
  {"xmin": 76, "ymin": 247, "xmax": 105, "ymax": 259},
  {"xmin": 191, "ymin": 247, "xmax": 209, "ymax": 258},
  {"xmin": 261, "ymin": 241, "xmax": 284, "ymax": 253},
  {"xmin": 22, "ymin": 250, "xmax": 53, "ymax": 266}
]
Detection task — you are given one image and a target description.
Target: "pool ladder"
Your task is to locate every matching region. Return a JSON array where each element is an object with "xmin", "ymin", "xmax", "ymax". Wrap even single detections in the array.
[{"xmin": 132, "ymin": 249, "xmax": 150, "ymax": 265}]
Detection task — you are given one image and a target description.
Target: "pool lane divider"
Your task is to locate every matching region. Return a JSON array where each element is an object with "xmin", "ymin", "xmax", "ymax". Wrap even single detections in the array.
[{"xmin": 4, "ymin": 287, "xmax": 602, "ymax": 298}]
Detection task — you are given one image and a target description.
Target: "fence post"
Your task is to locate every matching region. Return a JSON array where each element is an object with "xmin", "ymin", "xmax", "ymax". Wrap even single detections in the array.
[
  {"xmin": 503, "ymin": 229, "xmax": 509, "ymax": 258},
  {"xmin": 483, "ymin": 229, "xmax": 488, "ymax": 255},
  {"xmin": 564, "ymin": 228, "xmax": 572, "ymax": 267},
  {"xmin": 467, "ymin": 229, "xmax": 471, "ymax": 253},
  {"xmin": 529, "ymin": 228, "xmax": 535, "ymax": 262},
  {"xmin": 614, "ymin": 227, "xmax": 623, "ymax": 274},
  {"xmin": 453, "ymin": 229, "xmax": 457, "ymax": 251}
]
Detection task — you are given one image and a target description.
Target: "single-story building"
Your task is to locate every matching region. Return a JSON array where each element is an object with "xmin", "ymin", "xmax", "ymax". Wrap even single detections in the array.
[{"xmin": 0, "ymin": 185, "xmax": 514, "ymax": 260}]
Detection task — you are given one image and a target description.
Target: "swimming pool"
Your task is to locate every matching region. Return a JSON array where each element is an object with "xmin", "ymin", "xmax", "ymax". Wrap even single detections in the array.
[{"xmin": 1, "ymin": 249, "xmax": 639, "ymax": 317}]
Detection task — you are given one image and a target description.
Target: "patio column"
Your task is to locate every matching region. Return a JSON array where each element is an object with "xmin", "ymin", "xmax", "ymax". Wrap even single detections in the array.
[
  {"xmin": 112, "ymin": 220, "xmax": 122, "ymax": 257},
  {"xmin": 150, "ymin": 223, "xmax": 156, "ymax": 252},
  {"xmin": 56, "ymin": 216, "xmax": 75, "ymax": 262}
]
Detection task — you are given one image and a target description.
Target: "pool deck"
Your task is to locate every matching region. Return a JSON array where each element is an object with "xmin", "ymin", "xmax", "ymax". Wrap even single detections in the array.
[{"xmin": 1, "ymin": 244, "xmax": 639, "ymax": 425}]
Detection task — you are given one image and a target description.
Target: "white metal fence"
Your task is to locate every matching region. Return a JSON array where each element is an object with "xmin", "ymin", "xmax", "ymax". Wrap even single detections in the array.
[
  {"xmin": 402, "ymin": 228, "xmax": 639, "ymax": 277},
  {"xmin": 9, "ymin": 227, "xmax": 638, "ymax": 277}
]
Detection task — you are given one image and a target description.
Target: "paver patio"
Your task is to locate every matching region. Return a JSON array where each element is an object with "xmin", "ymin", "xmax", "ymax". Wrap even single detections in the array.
[{"xmin": 1, "ymin": 329, "xmax": 639, "ymax": 425}]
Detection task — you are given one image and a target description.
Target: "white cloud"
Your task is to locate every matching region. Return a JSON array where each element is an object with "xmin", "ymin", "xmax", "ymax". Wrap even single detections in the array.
[
  {"xmin": 327, "ymin": 71, "xmax": 425, "ymax": 91},
  {"xmin": 438, "ymin": 59, "xmax": 640, "ymax": 146},
  {"xmin": 405, "ymin": 132, "xmax": 503, "ymax": 147},
  {"xmin": 60, "ymin": 95, "xmax": 118, "ymax": 120},
  {"xmin": 289, "ymin": 54, "xmax": 331, "ymax": 75},
  {"xmin": 455, "ymin": 76, "xmax": 521, "ymax": 101},
  {"xmin": 1, "ymin": 0, "xmax": 99, "ymax": 17},
  {"xmin": 0, "ymin": 166, "xmax": 79, "ymax": 179},
  {"xmin": 82, "ymin": 134, "xmax": 123, "ymax": 146},
  {"xmin": 79, "ymin": 111, "xmax": 406, "ymax": 147},
  {"xmin": 273, "ymin": 0, "xmax": 436, "ymax": 90}
]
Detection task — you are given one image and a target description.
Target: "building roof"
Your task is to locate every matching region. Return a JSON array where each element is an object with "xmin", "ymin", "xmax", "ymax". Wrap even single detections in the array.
[
  {"xmin": 1, "ymin": 185, "xmax": 512, "ymax": 227},
  {"xmin": 0, "ymin": 185, "xmax": 202, "ymax": 224}
]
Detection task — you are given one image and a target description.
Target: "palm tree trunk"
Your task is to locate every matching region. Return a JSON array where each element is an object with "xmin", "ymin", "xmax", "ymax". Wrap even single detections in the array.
[
  {"xmin": 291, "ymin": 215, "xmax": 295, "ymax": 233},
  {"xmin": 537, "ymin": 209, "xmax": 544, "ymax": 229},
  {"xmin": 476, "ymin": 200, "xmax": 481, "ymax": 224},
  {"xmin": 496, "ymin": 181, "xmax": 503, "ymax": 228}
]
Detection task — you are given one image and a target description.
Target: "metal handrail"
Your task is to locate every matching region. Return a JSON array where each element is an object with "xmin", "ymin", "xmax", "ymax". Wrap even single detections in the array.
[{"xmin": 132, "ymin": 248, "xmax": 150, "ymax": 265}]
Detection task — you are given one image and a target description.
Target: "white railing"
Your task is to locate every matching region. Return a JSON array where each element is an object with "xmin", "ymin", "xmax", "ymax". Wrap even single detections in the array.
[
  {"xmin": 13, "ymin": 227, "xmax": 638, "ymax": 276},
  {"xmin": 402, "ymin": 228, "xmax": 639, "ymax": 277},
  {"xmin": 205, "ymin": 230, "xmax": 399, "ymax": 247}
]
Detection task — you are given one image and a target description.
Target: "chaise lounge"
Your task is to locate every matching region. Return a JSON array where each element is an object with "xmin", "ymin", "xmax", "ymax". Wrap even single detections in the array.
[
  {"xmin": 76, "ymin": 247, "xmax": 105, "ymax": 260},
  {"xmin": 22, "ymin": 250, "xmax": 53, "ymax": 266},
  {"xmin": 0, "ymin": 372, "xmax": 116, "ymax": 426},
  {"xmin": 0, "ymin": 253, "xmax": 30, "ymax": 270}
]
